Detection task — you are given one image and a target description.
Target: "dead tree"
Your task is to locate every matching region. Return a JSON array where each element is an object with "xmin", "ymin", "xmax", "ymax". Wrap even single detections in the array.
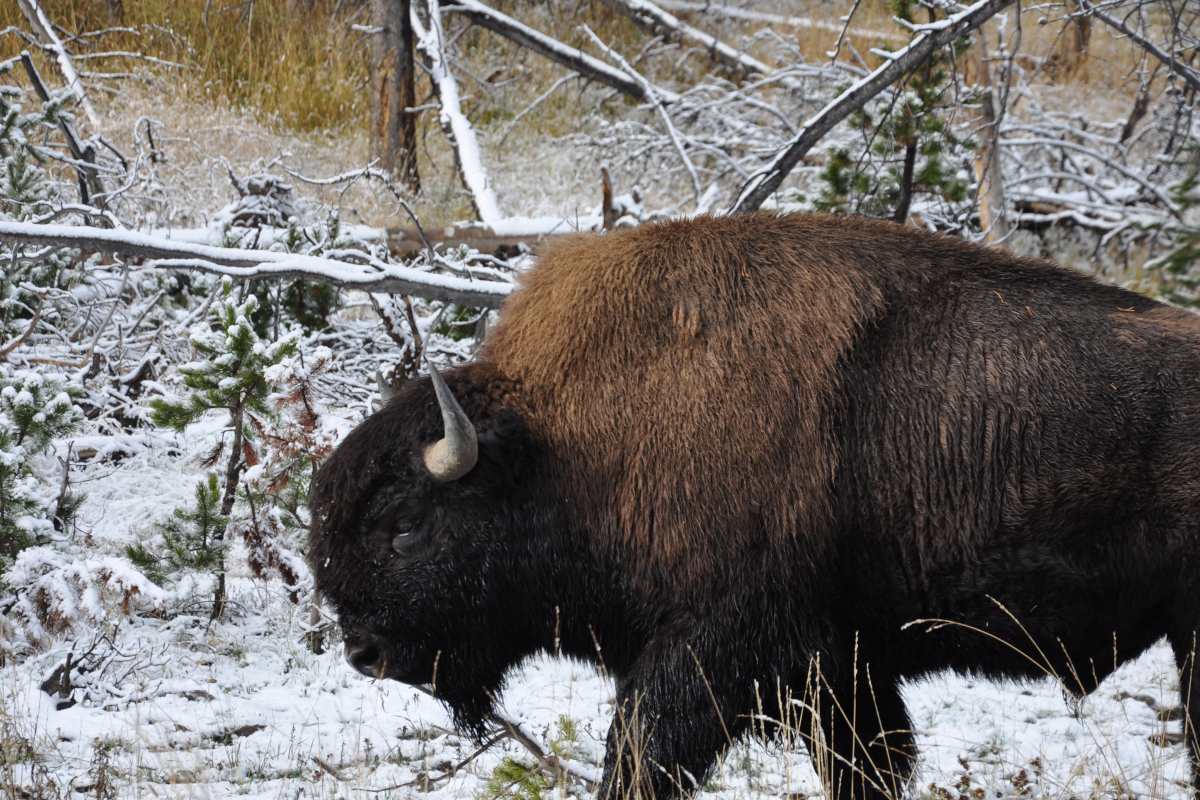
[
  {"xmin": 370, "ymin": 0, "xmax": 421, "ymax": 191},
  {"xmin": 967, "ymin": 35, "xmax": 1009, "ymax": 243}
]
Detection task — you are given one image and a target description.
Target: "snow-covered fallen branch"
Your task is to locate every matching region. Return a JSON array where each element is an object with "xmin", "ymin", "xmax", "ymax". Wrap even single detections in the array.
[
  {"xmin": 0, "ymin": 221, "xmax": 514, "ymax": 308},
  {"xmin": 601, "ymin": 0, "xmax": 776, "ymax": 80},
  {"xmin": 13, "ymin": 0, "xmax": 100, "ymax": 128},
  {"xmin": 415, "ymin": 0, "xmax": 503, "ymax": 225},
  {"xmin": 441, "ymin": 0, "xmax": 674, "ymax": 103},
  {"xmin": 730, "ymin": 0, "xmax": 1018, "ymax": 214}
]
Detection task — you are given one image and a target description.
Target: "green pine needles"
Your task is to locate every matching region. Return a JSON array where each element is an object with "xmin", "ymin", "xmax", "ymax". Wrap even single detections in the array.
[
  {"xmin": 1146, "ymin": 139, "xmax": 1200, "ymax": 307},
  {"xmin": 126, "ymin": 474, "xmax": 228, "ymax": 586},
  {"xmin": 148, "ymin": 278, "xmax": 298, "ymax": 617},
  {"xmin": 0, "ymin": 370, "xmax": 82, "ymax": 571},
  {"xmin": 0, "ymin": 65, "xmax": 83, "ymax": 341},
  {"xmin": 151, "ymin": 279, "xmax": 298, "ymax": 435},
  {"xmin": 815, "ymin": 0, "xmax": 975, "ymax": 222}
]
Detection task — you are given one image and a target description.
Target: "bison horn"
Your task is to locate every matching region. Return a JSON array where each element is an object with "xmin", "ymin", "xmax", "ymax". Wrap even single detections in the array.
[
  {"xmin": 376, "ymin": 368, "xmax": 394, "ymax": 404},
  {"xmin": 423, "ymin": 363, "xmax": 478, "ymax": 481}
]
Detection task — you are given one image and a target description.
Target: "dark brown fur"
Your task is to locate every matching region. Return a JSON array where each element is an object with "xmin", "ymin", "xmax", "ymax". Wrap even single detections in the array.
[{"xmin": 311, "ymin": 213, "xmax": 1200, "ymax": 800}]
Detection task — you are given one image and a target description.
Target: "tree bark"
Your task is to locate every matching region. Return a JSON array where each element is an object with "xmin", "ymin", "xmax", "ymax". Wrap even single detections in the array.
[
  {"xmin": 371, "ymin": 0, "xmax": 420, "ymax": 191},
  {"xmin": 1058, "ymin": 0, "xmax": 1091, "ymax": 74},
  {"xmin": 892, "ymin": 141, "xmax": 918, "ymax": 225},
  {"xmin": 967, "ymin": 35, "xmax": 1009, "ymax": 243},
  {"xmin": 209, "ymin": 403, "xmax": 245, "ymax": 621}
]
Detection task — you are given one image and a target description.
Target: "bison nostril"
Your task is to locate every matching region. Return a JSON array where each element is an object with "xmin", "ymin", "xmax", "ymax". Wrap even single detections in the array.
[{"xmin": 345, "ymin": 642, "xmax": 384, "ymax": 678}]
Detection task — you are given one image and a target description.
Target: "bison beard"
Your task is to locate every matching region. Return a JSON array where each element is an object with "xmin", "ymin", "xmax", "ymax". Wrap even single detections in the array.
[{"xmin": 309, "ymin": 213, "xmax": 1200, "ymax": 800}]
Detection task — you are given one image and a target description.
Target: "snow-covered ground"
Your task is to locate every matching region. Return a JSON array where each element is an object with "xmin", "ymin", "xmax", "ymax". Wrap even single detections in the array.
[{"xmin": 1, "ymin": 435, "xmax": 1191, "ymax": 800}]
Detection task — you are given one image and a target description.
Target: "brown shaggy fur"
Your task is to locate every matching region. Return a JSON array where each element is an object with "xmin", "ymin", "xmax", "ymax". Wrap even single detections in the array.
[{"xmin": 482, "ymin": 215, "xmax": 886, "ymax": 592}]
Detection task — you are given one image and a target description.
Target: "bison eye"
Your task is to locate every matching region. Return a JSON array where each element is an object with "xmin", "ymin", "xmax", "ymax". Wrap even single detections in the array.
[{"xmin": 392, "ymin": 522, "xmax": 416, "ymax": 552}]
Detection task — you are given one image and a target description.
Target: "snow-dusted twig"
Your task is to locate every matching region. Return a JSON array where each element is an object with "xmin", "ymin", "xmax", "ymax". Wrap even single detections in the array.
[
  {"xmin": 1000, "ymin": 137, "xmax": 1180, "ymax": 215},
  {"xmin": 281, "ymin": 163, "xmax": 437, "ymax": 261},
  {"xmin": 413, "ymin": 1, "xmax": 504, "ymax": 225},
  {"xmin": 0, "ymin": 221, "xmax": 513, "ymax": 307},
  {"xmin": 654, "ymin": 0, "xmax": 906, "ymax": 44},
  {"xmin": 442, "ymin": 0, "xmax": 668, "ymax": 102},
  {"xmin": 499, "ymin": 71, "xmax": 581, "ymax": 147},
  {"xmin": 600, "ymin": 0, "xmax": 776, "ymax": 80},
  {"xmin": 581, "ymin": 25, "xmax": 702, "ymax": 204},
  {"xmin": 730, "ymin": 0, "xmax": 1019, "ymax": 214},
  {"xmin": 1076, "ymin": 0, "xmax": 1200, "ymax": 93}
]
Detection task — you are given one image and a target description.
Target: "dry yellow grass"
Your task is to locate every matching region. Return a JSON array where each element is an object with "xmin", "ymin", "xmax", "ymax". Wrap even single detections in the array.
[
  {"xmin": 0, "ymin": 0, "xmax": 371, "ymax": 133},
  {"xmin": 0, "ymin": 0, "xmax": 1173, "ymax": 229}
]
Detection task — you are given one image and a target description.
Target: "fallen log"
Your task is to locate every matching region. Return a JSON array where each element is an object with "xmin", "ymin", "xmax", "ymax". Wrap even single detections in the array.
[{"xmin": 0, "ymin": 220, "xmax": 513, "ymax": 308}]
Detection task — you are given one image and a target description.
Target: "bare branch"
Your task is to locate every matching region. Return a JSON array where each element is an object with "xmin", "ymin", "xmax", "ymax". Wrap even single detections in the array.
[
  {"xmin": 1076, "ymin": 0, "xmax": 1200, "ymax": 94},
  {"xmin": 654, "ymin": 0, "xmax": 906, "ymax": 45},
  {"xmin": 599, "ymin": 0, "xmax": 775, "ymax": 80},
  {"xmin": 730, "ymin": 0, "xmax": 1019, "ymax": 215},
  {"xmin": 439, "ymin": 0, "xmax": 670, "ymax": 102},
  {"xmin": 581, "ymin": 25, "xmax": 701, "ymax": 203},
  {"xmin": 414, "ymin": 1, "xmax": 504, "ymax": 224},
  {"xmin": 13, "ymin": 0, "xmax": 100, "ymax": 127}
]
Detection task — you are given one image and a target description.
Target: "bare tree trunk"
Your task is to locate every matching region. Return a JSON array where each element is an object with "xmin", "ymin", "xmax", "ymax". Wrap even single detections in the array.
[
  {"xmin": 103, "ymin": 0, "xmax": 125, "ymax": 25},
  {"xmin": 307, "ymin": 592, "xmax": 325, "ymax": 655},
  {"xmin": 892, "ymin": 141, "xmax": 918, "ymax": 225},
  {"xmin": 1058, "ymin": 0, "xmax": 1091, "ymax": 74},
  {"xmin": 210, "ymin": 403, "xmax": 245, "ymax": 622},
  {"xmin": 371, "ymin": 0, "xmax": 420, "ymax": 191},
  {"xmin": 968, "ymin": 36, "xmax": 1008, "ymax": 244}
]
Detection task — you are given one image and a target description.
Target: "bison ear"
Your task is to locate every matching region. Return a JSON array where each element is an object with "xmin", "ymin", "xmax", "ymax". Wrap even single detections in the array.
[{"xmin": 423, "ymin": 363, "xmax": 479, "ymax": 481}]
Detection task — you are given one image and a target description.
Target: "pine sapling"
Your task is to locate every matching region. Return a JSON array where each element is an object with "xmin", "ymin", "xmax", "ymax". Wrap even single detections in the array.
[
  {"xmin": 150, "ymin": 278, "xmax": 297, "ymax": 619},
  {"xmin": 126, "ymin": 474, "xmax": 228, "ymax": 587},
  {"xmin": 239, "ymin": 345, "xmax": 355, "ymax": 652},
  {"xmin": 0, "ymin": 370, "xmax": 81, "ymax": 573},
  {"xmin": 1147, "ymin": 139, "xmax": 1200, "ymax": 306}
]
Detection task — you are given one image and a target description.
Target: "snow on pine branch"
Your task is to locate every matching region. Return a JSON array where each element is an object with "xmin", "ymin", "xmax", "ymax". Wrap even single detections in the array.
[{"xmin": 0, "ymin": 220, "xmax": 513, "ymax": 308}]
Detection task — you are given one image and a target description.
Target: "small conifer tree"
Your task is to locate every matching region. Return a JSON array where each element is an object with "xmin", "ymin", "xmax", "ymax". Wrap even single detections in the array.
[
  {"xmin": 0, "ymin": 67, "xmax": 81, "ymax": 342},
  {"xmin": 815, "ymin": 1, "xmax": 974, "ymax": 222},
  {"xmin": 0, "ymin": 370, "xmax": 82, "ymax": 572},
  {"xmin": 150, "ymin": 278, "xmax": 297, "ymax": 618},
  {"xmin": 126, "ymin": 474, "xmax": 228, "ymax": 587},
  {"xmin": 1147, "ymin": 139, "xmax": 1200, "ymax": 306}
]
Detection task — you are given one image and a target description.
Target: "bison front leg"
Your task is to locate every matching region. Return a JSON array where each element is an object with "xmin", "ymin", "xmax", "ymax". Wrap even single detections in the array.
[
  {"xmin": 803, "ymin": 667, "xmax": 916, "ymax": 800},
  {"xmin": 598, "ymin": 640, "xmax": 753, "ymax": 800}
]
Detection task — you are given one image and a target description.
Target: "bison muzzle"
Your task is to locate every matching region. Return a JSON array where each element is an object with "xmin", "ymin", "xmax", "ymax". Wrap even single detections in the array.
[{"xmin": 309, "ymin": 214, "xmax": 1200, "ymax": 800}]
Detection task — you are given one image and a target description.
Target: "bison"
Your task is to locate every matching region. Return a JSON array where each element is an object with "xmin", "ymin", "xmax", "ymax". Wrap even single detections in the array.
[{"xmin": 309, "ymin": 213, "xmax": 1200, "ymax": 800}]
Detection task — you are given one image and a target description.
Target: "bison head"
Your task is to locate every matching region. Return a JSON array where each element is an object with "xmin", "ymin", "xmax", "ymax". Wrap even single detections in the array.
[{"xmin": 308, "ymin": 363, "xmax": 551, "ymax": 733}]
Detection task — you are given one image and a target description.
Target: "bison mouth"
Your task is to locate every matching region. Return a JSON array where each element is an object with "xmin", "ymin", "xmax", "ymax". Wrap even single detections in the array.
[{"xmin": 343, "ymin": 637, "xmax": 496, "ymax": 736}]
